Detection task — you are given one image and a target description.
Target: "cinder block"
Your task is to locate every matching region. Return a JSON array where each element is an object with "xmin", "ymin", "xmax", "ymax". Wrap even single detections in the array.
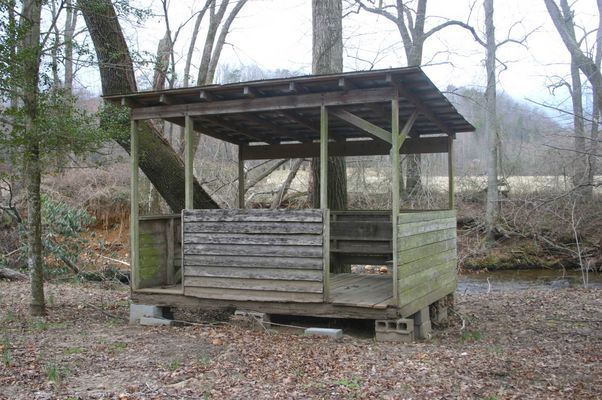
[
  {"xmin": 375, "ymin": 331, "xmax": 413, "ymax": 343},
  {"xmin": 129, "ymin": 304, "xmax": 164, "ymax": 324},
  {"xmin": 304, "ymin": 328, "xmax": 343, "ymax": 338},
  {"xmin": 375, "ymin": 318, "xmax": 414, "ymax": 342},
  {"xmin": 375, "ymin": 318, "xmax": 413, "ymax": 334},
  {"xmin": 414, "ymin": 320, "xmax": 432, "ymax": 340},
  {"xmin": 139, "ymin": 316, "xmax": 173, "ymax": 326}
]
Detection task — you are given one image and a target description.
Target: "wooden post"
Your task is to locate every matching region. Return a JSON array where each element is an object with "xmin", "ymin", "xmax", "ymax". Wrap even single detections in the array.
[
  {"xmin": 323, "ymin": 209, "xmax": 330, "ymax": 301},
  {"xmin": 130, "ymin": 119, "xmax": 140, "ymax": 290},
  {"xmin": 390, "ymin": 97, "xmax": 400, "ymax": 306},
  {"xmin": 320, "ymin": 105, "xmax": 329, "ymax": 301},
  {"xmin": 238, "ymin": 145, "xmax": 245, "ymax": 208},
  {"xmin": 184, "ymin": 115, "xmax": 194, "ymax": 209},
  {"xmin": 448, "ymin": 136, "xmax": 455, "ymax": 209},
  {"xmin": 320, "ymin": 105, "xmax": 328, "ymax": 209}
]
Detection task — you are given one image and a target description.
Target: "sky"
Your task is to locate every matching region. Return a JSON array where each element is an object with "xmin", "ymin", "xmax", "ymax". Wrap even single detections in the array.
[{"xmin": 78, "ymin": 0, "xmax": 600, "ymax": 115}]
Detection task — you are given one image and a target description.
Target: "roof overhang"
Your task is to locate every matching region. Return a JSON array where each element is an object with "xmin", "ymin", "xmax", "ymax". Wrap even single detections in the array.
[{"xmin": 105, "ymin": 67, "xmax": 475, "ymax": 158}]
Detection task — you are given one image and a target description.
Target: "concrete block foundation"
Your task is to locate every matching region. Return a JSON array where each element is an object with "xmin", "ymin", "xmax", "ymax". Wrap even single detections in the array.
[{"xmin": 375, "ymin": 318, "xmax": 414, "ymax": 342}]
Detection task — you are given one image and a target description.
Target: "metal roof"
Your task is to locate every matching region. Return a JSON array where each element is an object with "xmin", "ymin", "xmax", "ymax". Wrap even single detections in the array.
[{"xmin": 105, "ymin": 67, "xmax": 475, "ymax": 146}]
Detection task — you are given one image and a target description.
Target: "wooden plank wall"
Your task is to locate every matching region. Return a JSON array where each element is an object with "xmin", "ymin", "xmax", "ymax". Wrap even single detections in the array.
[
  {"xmin": 330, "ymin": 211, "xmax": 392, "ymax": 265},
  {"xmin": 182, "ymin": 209, "xmax": 324, "ymax": 303},
  {"xmin": 138, "ymin": 215, "xmax": 182, "ymax": 289},
  {"xmin": 397, "ymin": 210, "xmax": 457, "ymax": 316}
]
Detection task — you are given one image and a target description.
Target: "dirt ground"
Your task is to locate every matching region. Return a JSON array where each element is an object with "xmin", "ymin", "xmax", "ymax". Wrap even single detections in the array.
[{"xmin": 0, "ymin": 281, "xmax": 601, "ymax": 399}]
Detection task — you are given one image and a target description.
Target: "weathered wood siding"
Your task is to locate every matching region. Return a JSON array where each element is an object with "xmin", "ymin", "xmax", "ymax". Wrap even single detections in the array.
[
  {"xmin": 397, "ymin": 210, "xmax": 457, "ymax": 315},
  {"xmin": 137, "ymin": 215, "xmax": 182, "ymax": 289},
  {"xmin": 183, "ymin": 209, "xmax": 324, "ymax": 303},
  {"xmin": 330, "ymin": 211, "xmax": 392, "ymax": 265}
]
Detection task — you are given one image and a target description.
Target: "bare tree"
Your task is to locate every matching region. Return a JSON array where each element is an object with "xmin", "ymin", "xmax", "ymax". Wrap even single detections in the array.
[
  {"xmin": 544, "ymin": 0, "xmax": 602, "ymax": 200},
  {"xmin": 348, "ymin": 0, "xmax": 478, "ymax": 195}
]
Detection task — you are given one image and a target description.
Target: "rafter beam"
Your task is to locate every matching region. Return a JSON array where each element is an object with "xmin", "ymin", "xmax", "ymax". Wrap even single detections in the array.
[
  {"xmin": 385, "ymin": 73, "xmax": 452, "ymax": 136},
  {"xmin": 202, "ymin": 116, "xmax": 276, "ymax": 144},
  {"xmin": 132, "ymin": 87, "xmax": 396, "ymax": 120},
  {"xmin": 330, "ymin": 109, "xmax": 392, "ymax": 144},
  {"xmin": 280, "ymin": 111, "xmax": 319, "ymax": 133},
  {"xmin": 240, "ymin": 137, "xmax": 449, "ymax": 160}
]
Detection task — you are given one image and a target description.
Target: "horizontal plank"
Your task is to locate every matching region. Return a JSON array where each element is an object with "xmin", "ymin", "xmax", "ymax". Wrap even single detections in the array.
[
  {"xmin": 398, "ymin": 238, "xmax": 456, "ymax": 265},
  {"xmin": 397, "ymin": 210, "xmax": 456, "ymax": 224},
  {"xmin": 185, "ymin": 255, "xmax": 323, "ymax": 269},
  {"xmin": 398, "ymin": 280, "xmax": 457, "ymax": 317},
  {"xmin": 183, "ymin": 209, "xmax": 323, "ymax": 223},
  {"xmin": 184, "ymin": 233, "xmax": 322, "ymax": 246},
  {"xmin": 398, "ymin": 257, "xmax": 457, "ymax": 285},
  {"xmin": 397, "ymin": 228, "xmax": 456, "ymax": 251},
  {"xmin": 184, "ymin": 222, "xmax": 324, "ymax": 235},
  {"xmin": 398, "ymin": 217, "xmax": 457, "ymax": 236},
  {"xmin": 184, "ymin": 266, "xmax": 323, "ymax": 281},
  {"xmin": 139, "ymin": 214, "xmax": 181, "ymax": 221},
  {"xmin": 240, "ymin": 137, "xmax": 449, "ymax": 160},
  {"xmin": 398, "ymin": 248, "xmax": 457, "ymax": 276},
  {"xmin": 133, "ymin": 87, "xmax": 395, "ymax": 120},
  {"xmin": 399, "ymin": 271, "xmax": 456, "ymax": 308},
  {"xmin": 184, "ymin": 286, "xmax": 324, "ymax": 303},
  {"xmin": 185, "ymin": 277, "xmax": 323, "ymax": 294},
  {"xmin": 330, "ymin": 221, "xmax": 392, "ymax": 241},
  {"xmin": 184, "ymin": 244, "xmax": 323, "ymax": 258},
  {"xmin": 330, "ymin": 241, "xmax": 392, "ymax": 254}
]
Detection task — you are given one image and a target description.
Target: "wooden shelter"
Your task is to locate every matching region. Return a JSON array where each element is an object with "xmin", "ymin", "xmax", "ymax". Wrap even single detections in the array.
[{"xmin": 106, "ymin": 67, "xmax": 475, "ymax": 334}]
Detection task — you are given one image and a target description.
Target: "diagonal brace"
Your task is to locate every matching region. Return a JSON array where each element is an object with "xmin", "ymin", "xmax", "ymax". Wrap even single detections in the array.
[{"xmin": 330, "ymin": 109, "xmax": 392, "ymax": 144}]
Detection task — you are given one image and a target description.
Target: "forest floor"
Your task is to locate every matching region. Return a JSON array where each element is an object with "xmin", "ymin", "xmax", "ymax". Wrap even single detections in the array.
[{"xmin": 1, "ymin": 281, "xmax": 601, "ymax": 399}]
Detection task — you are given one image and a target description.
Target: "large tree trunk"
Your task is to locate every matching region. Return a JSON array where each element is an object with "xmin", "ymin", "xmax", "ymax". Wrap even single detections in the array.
[
  {"xmin": 311, "ymin": 0, "xmax": 348, "ymax": 273},
  {"xmin": 310, "ymin": 0, "xmax": 347, "ymax": 210},
  {"xmin": 78, "ymin": 0, "xmax": 218, "ymax": 212},
  {"xmin": 483, "ymin": 0, "xmax": 498, "ymax": 243},
  {"xmin": 21, "ymin": 0, "xmax": 45, "ymax": 316}
]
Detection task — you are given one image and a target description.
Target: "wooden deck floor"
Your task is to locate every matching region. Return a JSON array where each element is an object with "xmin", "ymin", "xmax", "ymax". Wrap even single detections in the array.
[
  {"xmin": 330, "ymin": 274, "xmax": 394, "ymax": 309},
  {"xmin": 134, "ymin": 275, "xmax": 395, "ymax": 310}
]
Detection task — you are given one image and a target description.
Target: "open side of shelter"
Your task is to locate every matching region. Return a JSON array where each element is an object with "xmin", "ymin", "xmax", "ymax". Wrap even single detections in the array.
[{"xmin": 106, "ymin": 67, "xmax": 475, "ymax": 340}]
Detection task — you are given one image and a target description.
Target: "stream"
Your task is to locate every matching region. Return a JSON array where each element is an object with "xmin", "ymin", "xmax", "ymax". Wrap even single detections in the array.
[{"xmin": 457, "ymin": 269, "xmax": 602, "ymax": 294}]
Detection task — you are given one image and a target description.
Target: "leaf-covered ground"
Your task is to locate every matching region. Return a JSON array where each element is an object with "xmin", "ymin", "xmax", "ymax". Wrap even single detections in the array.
[{"xmin": 0, "ymin": 281, "xmax": 600, "ymax": 399}]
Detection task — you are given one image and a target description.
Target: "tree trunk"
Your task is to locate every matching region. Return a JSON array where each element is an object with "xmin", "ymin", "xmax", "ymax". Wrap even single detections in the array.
[
  {"xmin": 483, "ymin": 0, "xmax": 498, "ymax": 243},
  {"xmin": 544, "ymin": 0, "xmax": 602, "ymax": 117},
  {"xmin": 311, "ymin": 0, "xmax": 348, "ymax": 273},
  {"xmin": 270, "ymin": 158, "xmax": 303, "ymax": 209},
  {"xmin": 21, "ymin": 0, "xmax": 45, "ymax": 316},
  {"xmin": 310, "ymin": 0, "xmax": 347, "ymax": 207},
  {"xmin": 78, "ymin": 0, "xmax": 219, "ymax": 212},
  {"xmin": 64, "ymin": 0, "xmax": 77, "ymax": 94}
]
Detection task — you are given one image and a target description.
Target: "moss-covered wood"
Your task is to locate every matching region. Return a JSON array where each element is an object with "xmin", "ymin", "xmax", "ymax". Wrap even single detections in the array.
[
  {"xmin": 136, "ymin": 215, "xmax": 181, "ymax": 289},
  {"xmin": 397, "ymin": 210, "xmax": 457, "ymax": 316}
]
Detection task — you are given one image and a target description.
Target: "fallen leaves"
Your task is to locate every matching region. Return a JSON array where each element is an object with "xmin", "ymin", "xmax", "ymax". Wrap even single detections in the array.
[{"xmin": 0, "ymin": 281, "xmax": 601, "ymax": 399}]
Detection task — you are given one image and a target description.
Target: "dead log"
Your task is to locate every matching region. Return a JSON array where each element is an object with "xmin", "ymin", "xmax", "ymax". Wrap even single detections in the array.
[{"xmin": 0, "ymin": 267, "xmax": 28, "ymax": 281}]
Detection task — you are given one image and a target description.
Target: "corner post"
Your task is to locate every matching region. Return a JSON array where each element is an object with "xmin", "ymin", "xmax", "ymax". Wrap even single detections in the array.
[
  {"xmin": 320, "ymin": 105, "xmax": 330, "ymax": 301},
  {"xmin": 184, "ymin": 115, "xmax": 194, "ymax": 209},
  {"xmin": 320, "ymin": 105, "xmax": 328, "ymax": 209},
  {"xmin": 130, "ymin": 119, "xmax": 140, "ymax": 290},
  {"xmin": 448, "ymin": 136, "xmax": 455, "ymax": 209},
  {"xmin": 390, "ymin": 94, "xmax": 400, "ymax": 306},
  {"xmin": 238, "ymin": 145, "xmax": 245, "ymax": 208}
]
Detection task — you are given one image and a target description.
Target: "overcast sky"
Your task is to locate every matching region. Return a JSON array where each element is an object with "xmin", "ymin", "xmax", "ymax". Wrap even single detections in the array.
[{"xmin": 80, "ymin": 0, "xmax": 599, "ymax": 114}]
